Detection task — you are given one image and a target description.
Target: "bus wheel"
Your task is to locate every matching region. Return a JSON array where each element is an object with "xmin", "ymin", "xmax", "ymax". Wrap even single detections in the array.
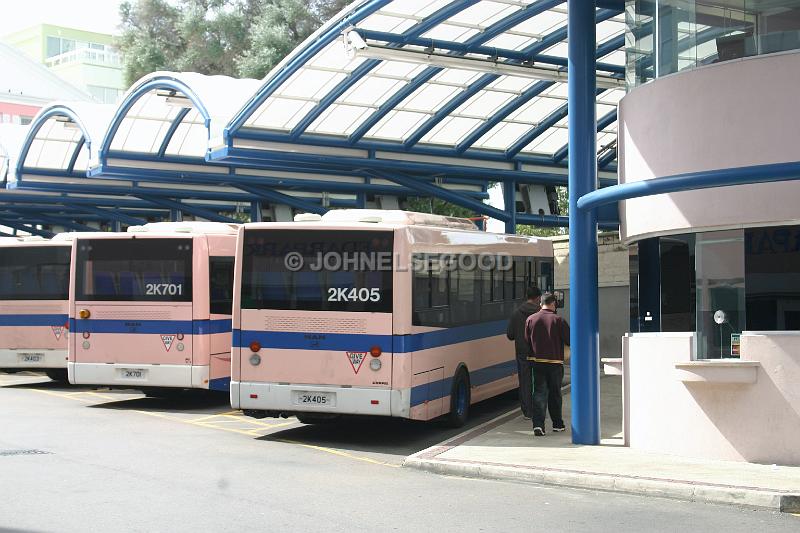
[
  {"xmin": 445, "ymin": 368, "xmax": 470, "ymax": 428},
  {"xmin": 45, "ymin": 369, "xmax": 68, "ymax": 383},
  {"xmin": 296, "ymin": 413, "xmax": 340, "ymax": 425}
]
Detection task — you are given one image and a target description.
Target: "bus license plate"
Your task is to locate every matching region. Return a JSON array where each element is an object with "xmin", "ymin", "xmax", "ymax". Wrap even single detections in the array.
[
  {"xmin": 294, "ymin": 391, "xmax": 335, "ymax": 407},
  {"xmin": 19, "ymin": 353, "xmax": 44, "ymax": 363},
  {"xmin": 119, "ymin": 368, "xmax": 147, "ymax": 380}
]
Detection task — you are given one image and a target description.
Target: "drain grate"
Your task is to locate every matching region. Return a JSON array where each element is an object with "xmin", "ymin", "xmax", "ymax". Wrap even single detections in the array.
[{"xmin": 0, "ymin": 449, "xmax": 50, "ymax": 457}]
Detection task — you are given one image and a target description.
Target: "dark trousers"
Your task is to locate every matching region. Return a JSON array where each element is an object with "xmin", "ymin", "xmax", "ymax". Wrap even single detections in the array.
[
  {"xmin": 516, "ymin": 358, "xmax": 533, "ymax": 417},
  {"xmin": 531, "ymin": 362, "xmax": 564, "ymax": 430}
]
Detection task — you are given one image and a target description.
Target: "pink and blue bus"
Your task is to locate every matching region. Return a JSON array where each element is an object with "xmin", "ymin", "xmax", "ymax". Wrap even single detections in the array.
[
  {"xmin": 231, "ymin": 210, "xmax": 553, "ymax": 426},
  {"xmin": 0, "ymin": 235, "xmax": 73, "ymax": 381},
  {"xmin": 68, "ymin": 222, "xmax": 237, "ymax": 394}
]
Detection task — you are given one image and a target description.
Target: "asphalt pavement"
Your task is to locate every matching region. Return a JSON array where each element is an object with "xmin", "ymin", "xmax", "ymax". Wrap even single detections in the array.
[{"xmin": 1, "ymin": 371, "xmax": 798, "ymax": 532}]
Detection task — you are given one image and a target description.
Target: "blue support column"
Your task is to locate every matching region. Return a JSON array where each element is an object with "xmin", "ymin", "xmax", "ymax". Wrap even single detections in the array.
[
  {"xmin": 503, "ymin": 180, "xmax": 517, "ymax": 234},
  {"xmin": 170, "ymin": 209, "xmax": 183, "ymax": 222},
  {"xmin": 250, "ymin": 201, "xmax": 263, "ymax": 223},
  {"xmin": 568, "ymin": 0, "xmax": 600, "ymax": 445}
]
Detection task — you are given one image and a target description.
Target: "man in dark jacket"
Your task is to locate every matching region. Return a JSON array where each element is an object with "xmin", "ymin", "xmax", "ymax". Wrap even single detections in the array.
[
  {"xmin": 524, "ymin": 292, "xmax": 570, "ymax": 436},
  {"xmin": 506, "ymin": 285, "xmax": 541, "ymax": 419}
]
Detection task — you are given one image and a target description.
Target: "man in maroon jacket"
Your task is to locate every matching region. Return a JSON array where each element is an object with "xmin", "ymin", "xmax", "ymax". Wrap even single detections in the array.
[{"xmin": 523, "ymin": 292, "xmax": 570, "ymax": 436}]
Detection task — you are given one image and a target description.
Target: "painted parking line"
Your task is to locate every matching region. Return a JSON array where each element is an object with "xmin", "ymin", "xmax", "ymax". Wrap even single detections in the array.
[
  {"xmin": 273, "ymin": 438, "xmax": 401, "ymax": 469},
  {"xmin": 190, "ymin": 411, "xmax": 241, "ymax": 423},
  {"xmin": 30, "ymin": 388, "xmax": 94, "ymax": 403}
]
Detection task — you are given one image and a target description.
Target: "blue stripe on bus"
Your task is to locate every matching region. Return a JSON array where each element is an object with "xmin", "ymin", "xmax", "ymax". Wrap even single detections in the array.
[
  {"xmin": 208, "ymin": 376, "xmax": 231, "ymax": 392},
  {"xmin": 233, "ymin": 320, "xmax": 507, "ymax": 353},
  {"xmin": 69, "ymin": 318, "xmax": 232, "ymax": 335},
  {"xmin": 0, "ymin": 314, "xmax": 68, "ymax": 327},
  {"xmin": 193, "ymin": 319, "xmax": 232, "ymax": 335},
  {"xmin": 409, "ymin": 359, "xmax": 518, "ymax": 408}
]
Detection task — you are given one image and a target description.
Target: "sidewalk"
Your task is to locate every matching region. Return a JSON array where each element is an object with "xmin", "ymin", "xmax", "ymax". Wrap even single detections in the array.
[{"xmin": 405, "ymin": 376, "xmax": 800, "ymax": 512}]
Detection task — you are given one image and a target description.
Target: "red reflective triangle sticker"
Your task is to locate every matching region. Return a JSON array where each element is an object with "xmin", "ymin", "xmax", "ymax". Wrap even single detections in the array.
[
  {"xmin": 161, "ymin": 334, "xmax": 176, "ymax": 352},
  {"xmin": 346, "ymin": 352, "xmax": 367, "ymax": 374}
]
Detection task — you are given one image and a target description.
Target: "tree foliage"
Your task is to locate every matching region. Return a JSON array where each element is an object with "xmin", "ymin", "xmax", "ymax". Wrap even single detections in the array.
[
  {"xmin": 117, "ymin": 0, "xmax": 350, "ymax": 85},
  {"xmin": 404, "ymin": 197, "xmax": 476, "ymax": 219}
]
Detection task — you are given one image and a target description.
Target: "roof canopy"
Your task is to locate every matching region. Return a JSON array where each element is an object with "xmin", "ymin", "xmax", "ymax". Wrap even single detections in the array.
[
  {"xmin": 2, "ymin": 0, "xmax": 625, "ymax": 234},
  {"xmin": 213, "ymin": 0, "xmax": 623, "ymax": 183}
]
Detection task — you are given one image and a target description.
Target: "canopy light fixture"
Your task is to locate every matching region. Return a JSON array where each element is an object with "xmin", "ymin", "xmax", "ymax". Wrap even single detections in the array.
[
  {"xmin": 156, "ymin": 89, "xmax": 195, "ymax": 110},
  {"xmin": 54, "ymin": 115, "xmax": 81, "ymax": 130},
  {"xmin": 342, "ymin": 29, "xmax": 624, "ymax": 90}
]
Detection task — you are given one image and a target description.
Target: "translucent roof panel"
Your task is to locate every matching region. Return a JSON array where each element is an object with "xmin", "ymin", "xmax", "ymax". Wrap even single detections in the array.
[
  {"xmin": 104, "ymin": 72, "xmax": 261, "ymax": 160},
  {"xmin": 18, "ymin": 103, "xmax": 115, "ymax": 176},
  {"xmin": 228, "ymin": 0, "xmax": 625, "ymax": 167}
]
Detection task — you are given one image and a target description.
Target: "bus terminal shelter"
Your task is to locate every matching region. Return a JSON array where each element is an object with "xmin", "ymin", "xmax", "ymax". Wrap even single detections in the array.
[{"xmin": 3, "ymin": 0, "xmax": 800, "ymax": 463}]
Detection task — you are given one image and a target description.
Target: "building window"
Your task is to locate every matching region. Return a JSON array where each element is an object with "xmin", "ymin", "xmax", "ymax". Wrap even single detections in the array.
[
  {"xmin": 626, "ymin": 1, "xmax": 800, "ymax": 89},
  {"xmin": 87, "ymin": 86, "xmax": 123, "ymax": 104},
  {"xmin": 694, "ymin": 230, "xmax": 745, "ymax": 359},
  {"xmin": 745, "ymin": 226, "xmax": 800, "ymax": 331},
  {"xmin": 660, "ymin": 234, "xmax": 696, "ymax": 333},
  {"xmin": 631, "ymin": 225, "xmax": 800, "ymax": 357}
]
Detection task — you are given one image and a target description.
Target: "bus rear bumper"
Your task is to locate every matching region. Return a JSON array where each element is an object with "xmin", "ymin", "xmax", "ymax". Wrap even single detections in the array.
[
  {"xmin": 231, "ymin": 381, "xmax": 409, "ymax": 418},
  {"xmin": 68, "ymin": 362, "xmax": 212, "ymax": 389},
  {"xmin": 0, "ymin": 349, "xmax": 67, "ymax": 369}
]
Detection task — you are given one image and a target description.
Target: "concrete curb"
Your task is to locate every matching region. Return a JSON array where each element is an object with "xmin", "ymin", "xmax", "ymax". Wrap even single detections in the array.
[
  {"xmin": 403, "ymin": 455, "xmax": 800, "ymax": 512},
  {"xmin": 403, "ymin": 401, "xmax": 800, "ymax": 513}
]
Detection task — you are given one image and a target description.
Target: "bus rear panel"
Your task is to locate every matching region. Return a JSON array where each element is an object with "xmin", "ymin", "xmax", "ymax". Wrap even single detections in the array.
[
  {"xmin": 233, "ymin": 228, "xmax": 397, "ymax": 415},
  {"xmin": 0, "ymin": 240, "xmax": 71, "ymax": 374},
  {"xmin": 68, "ymin": 226, "xmax": 236, "ymax": 391}
]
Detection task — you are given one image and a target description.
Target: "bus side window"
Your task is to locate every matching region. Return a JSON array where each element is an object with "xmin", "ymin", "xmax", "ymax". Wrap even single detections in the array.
[
  {"xmin": 412, "ymin": 254, "xmax": 431, "ymax": 325},
  {"xmin": 209, "ymin": 256, "xmax": 235, "ymax": 315}
]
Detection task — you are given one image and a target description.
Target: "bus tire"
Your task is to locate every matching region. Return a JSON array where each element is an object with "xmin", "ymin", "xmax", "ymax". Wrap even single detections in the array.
[
  {"xmin": 45, "ymin": 369, "xmax": 68, "ymax": 383},
  {"xmin": 445, "ymin": 367, "xmax": 470, "ymax": 428}
]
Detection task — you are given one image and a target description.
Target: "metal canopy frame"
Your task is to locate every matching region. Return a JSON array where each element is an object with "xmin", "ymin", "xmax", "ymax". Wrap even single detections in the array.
[
  {"xmin": 88, "ymin": 72, "xmax": 490, "ymax": 218},
  {"xmin": 205, "ymin": 0, "xmax": 626, "ymax": 231},
  {"xmin": 4, "ymin": 2, "xmax": 627, "ymax": 234}
]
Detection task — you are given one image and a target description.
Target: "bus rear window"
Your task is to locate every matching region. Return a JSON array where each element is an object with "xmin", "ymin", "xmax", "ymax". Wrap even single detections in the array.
[
  {"xmin": 241, "ymin": 229, "xmax": 393, "ymax": 313},
  {"xmin": 76, "ymin": 239, "xmax": 193, "ymax": 302},
  {"xmin": 0, "ymin": 246, "xmax": 70, "ymax": 300}
]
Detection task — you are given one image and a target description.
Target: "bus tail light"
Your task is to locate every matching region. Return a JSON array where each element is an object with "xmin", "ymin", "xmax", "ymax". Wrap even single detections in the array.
[
  {"xmin": 82, "ymin": 332, "xmax": 90, "ymax": 339},
  {"xmin": 78, "ymin": 309, "xmax": 91, "ymax": 319},
  {"xmin": 249, "ymin": 341, "xmax": 261, "ymax": 353},
  {"xmin": 370, "ymin": 346, "xmax": 381, "ymax": 357},
  {"xmin": 250, "ymin": 394, "xmax": 258, "ymax": 399}
]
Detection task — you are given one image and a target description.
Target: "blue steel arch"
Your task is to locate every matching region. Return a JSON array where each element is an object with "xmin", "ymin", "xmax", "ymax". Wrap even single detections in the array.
[
  {"xmin": 15, "ymin": 105, "xmax": 94, "ymax": 181},
  {"xmin": 97, "ymin": 74, "xmax": 212, "ymax": 168}
]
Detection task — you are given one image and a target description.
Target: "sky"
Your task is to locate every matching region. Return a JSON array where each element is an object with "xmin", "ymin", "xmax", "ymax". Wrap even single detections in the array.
[{"xmin": 1, "ymin": 0, "xmax": 125, "ymax": 37}]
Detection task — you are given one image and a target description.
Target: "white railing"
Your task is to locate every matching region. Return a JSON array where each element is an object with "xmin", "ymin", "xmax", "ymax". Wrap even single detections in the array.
[{"xmin": 45, "ymin": 48, "xmax": 122, "ymax": 68}]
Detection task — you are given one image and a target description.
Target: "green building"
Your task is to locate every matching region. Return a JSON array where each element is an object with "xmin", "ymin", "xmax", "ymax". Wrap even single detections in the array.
[{"xmin": 2, "ymin": 24, "xmax": 125, "ymax": 104}]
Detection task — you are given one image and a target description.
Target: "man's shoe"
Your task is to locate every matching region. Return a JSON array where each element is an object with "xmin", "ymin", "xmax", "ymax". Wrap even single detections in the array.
[
  {"xmin": 533, "ymin": 427, "xmax": 545, "ymax": 436},
  {"xmin": 552, "ymin": 424, "xmax": 566, "ymax": 432},
  {"xmin": 523, "ymin": 415, "xmax": 531, "ymax": 420}
]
